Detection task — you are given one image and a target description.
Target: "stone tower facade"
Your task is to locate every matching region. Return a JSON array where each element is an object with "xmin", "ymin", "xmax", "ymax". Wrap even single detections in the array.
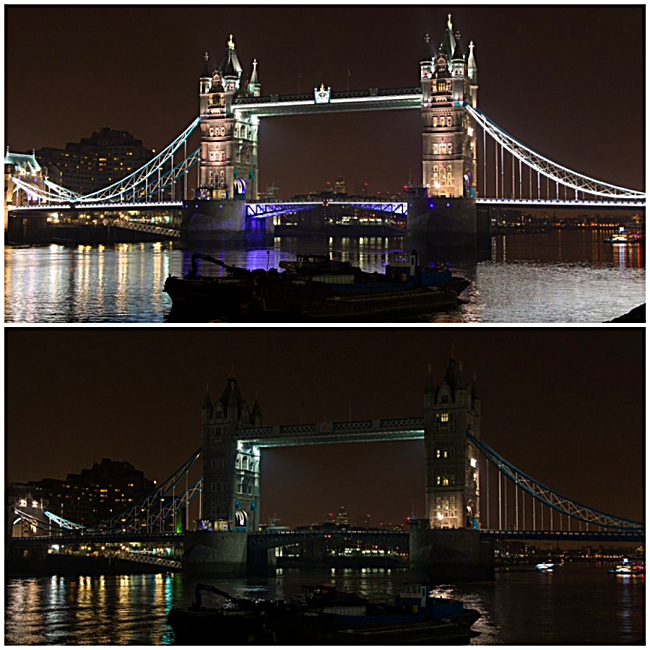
[
  {"xmin": 420, "ymin": 15, "xmax": 478, "ymax": 198},
  {"xmin": 197, "ymin": 36, "xmax": 260, "ymax": 202},
  {"xmin": 201, "ymin": 376, "xmax": 262, "ymax": 532},
  {"xmin": 424, "ymin": 354, "xmax": 481, "ymax": 529}
]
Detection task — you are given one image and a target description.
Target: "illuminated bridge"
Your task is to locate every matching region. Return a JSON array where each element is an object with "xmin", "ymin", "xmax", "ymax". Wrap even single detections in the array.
[
  {"xmin": 10, "ymin": 362, "xmax": 644, "ymax": 580},
  {"xmin": 7, "ymin": 17, "xmax": 643, "ymax": 244}
]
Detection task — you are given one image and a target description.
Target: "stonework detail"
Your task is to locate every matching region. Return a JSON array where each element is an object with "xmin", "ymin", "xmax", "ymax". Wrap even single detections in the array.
[
  {"xmin": 420, "ymin": 17, "xmax": 478, "ymax": 198},
  {"xmin": 201, "ymin": 376, "xmax": 263, "ymax": 531},
  {"xmin": 424, "ymin": 356, "xmax": 481, "ymax": 529},
  {"xmin": 197, "ymin": 37, "xmax": 259, "ymax": 201}
]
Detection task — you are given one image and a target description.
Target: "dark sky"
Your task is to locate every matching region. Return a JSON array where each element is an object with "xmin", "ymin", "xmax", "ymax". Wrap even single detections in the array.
[
  {"xmin": 5, "ymin": 328, "xmax": 645, "ymax": 528},
  {"xmin": 5, "ymin": 5, "xmax": 645, "ymax": 198}
]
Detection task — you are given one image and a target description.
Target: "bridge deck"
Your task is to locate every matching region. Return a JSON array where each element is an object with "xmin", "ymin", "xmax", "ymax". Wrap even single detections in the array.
[
  {"xmin": 237, "ymin": 418, "xmax": 425, "ymax": 447},
  {"xmin": 233, "ymin": 87, "xmax": 422, "ymax": 117}
]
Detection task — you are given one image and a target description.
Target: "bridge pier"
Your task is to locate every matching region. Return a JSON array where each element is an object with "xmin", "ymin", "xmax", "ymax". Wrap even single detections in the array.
[
  {"xmin": 406, "ymin": 193, "xmax": 491, "ymax": 253},
  {"xmin": 182, "ymin": 530, "xmax": 249, "ymax": 576},
  {"xmin": 409, "ymin": 525, "xmax": 495, "ymax": 583},
  {"xmin": 181, "ymin": 199, "xmax": 273, "ymax": 240}
]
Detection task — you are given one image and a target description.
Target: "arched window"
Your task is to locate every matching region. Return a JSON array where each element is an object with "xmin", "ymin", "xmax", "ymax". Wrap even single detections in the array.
[
  {"xmin": 221, "ymin": 126, "xmax": 225, "ymax": 136},
  {"xmin": 209, "ymin": 127, "xmax": 214, "ymax": 136},
  {"xmin": 433, "ymin": 116, "xmax": 438, "ymax": 127},
  {"xmin": 433, "ymin": 144, "xmax": 439, "ymax": 155},
  {"xmin": 440, "ymin": 144, "xmax": 446, "ymax": 154}
]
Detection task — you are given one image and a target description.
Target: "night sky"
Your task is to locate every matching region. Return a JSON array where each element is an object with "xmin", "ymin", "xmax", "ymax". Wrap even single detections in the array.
[
  {"xmin": 5, "ymin": 328, "xmax": 645, "ymax": 528},
  {"xmin": 5, "ymin": 5, "xmax": 645, "ymax": 198}
]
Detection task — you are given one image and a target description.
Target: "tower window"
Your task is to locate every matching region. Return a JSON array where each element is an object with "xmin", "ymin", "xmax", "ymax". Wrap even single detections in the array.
[
  {"xmin": 440, "ymin": 412, "xmax": 450, "ymax": 423},
  {"xmin": 440, "ymin": 395, "xmax": 448, "ymax": 403},
  {"xmin": 433, "ymin": 117, "xmax": 438, "ymax": 127},
  {"xmin": 433, "ymin": 144, "xmax": 439, "ymax": 155}
]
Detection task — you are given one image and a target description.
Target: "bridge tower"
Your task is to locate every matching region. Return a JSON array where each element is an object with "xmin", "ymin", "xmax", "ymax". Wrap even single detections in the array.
[
  {"xmin": 424, "ymin": 353, "xmax": 481, "ymax": 529},
  {"xmin": 197, "ymin": 36, "xmax": 260, "ymax": 202},
  {"xmin": 201, "ymin": 375, "xmax": 261, "ymax": 532},
  {"xmin": 420, "ymin": 15, "xmax": 478, "ymax": 199}
]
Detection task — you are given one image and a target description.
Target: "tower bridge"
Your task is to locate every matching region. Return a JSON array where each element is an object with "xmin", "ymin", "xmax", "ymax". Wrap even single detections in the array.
[
  {"xmin": 10, "ymin": 353, "xmax": 644, "ymax": 579},
  {"xmin": 8, "ymin": 14, "xmax": 643, "ymax": 245}
]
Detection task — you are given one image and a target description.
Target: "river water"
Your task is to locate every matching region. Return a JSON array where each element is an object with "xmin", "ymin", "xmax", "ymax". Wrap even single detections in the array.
[
  {"xmin": 4, "ymin": 231, "xmax": 644, "ymax": 323},
  {"xmin": 4, "ymin": 564, "xmax": 644, "ymax": 644}
]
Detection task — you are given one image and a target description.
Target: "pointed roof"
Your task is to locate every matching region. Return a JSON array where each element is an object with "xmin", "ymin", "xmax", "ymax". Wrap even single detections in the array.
[
  {"xmin": 252, "ymin": 396, "xmax": 262, "ymax": 416},
  {"xmin": 425, "ymin": 363, "xmax": 435, "ymax": 393},
  {"xmin": 220, "ymin": 375, "xmax": 243, "ymax": 407},
  {"xmin": 250, "ymin": 58, "xmax": 259, "ymax": 85},
  {"xmin": 201, "ymin": 52, "xmax": 211, "ymax": 78},
  {"xmin": 468, "ymin": 41, "xmax": 478, "ymax": 83},
  {"xmin": 442, "ymin": 14, "xmax": 456, "ymax": 61},
  {"xmin": 452, "ymin": 32, "xmax": 464, "ymax": 60},
  {"xmin": 421, "ymin": 33, "xmax": 434, "ymax": 62},
  {"xmin": 442, "ymin": 356, "xmax": 458, "ymax": 393},
  {"xmin": 219, "ymin": 34, "xmax": 243, "ymax": 78}
]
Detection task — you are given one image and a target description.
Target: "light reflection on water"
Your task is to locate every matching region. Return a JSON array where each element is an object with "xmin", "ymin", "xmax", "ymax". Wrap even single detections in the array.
[
  {"xmin": 4, "ymin": 565, "xmax": 644, "ymax": 645},
  {"xmin": 4, "ymin": 231, "xmax": 644, "ymax": 323}
]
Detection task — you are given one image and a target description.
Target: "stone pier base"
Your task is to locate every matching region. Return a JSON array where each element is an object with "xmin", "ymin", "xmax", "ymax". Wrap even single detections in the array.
[
  {"xmin": 407, "ymin": 196, "xmax": 491, "ymax": 254},
  {"xmin": 181, "ymin": 200, "xmax": 273, "ymax": 240},
  {"xmin": 409, "ymin": 528, "xmax": 495, "ymax": 582},
  {"xmin": 182, "ymin": 530, "xmax": 249, "ymax": 576}
]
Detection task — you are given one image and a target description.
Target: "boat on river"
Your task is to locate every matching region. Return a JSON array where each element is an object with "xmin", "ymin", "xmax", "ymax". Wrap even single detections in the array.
[
  {"xmin": 604, "ymin": 225, "xmax": 644, "ymax": 244},
  {"xmin": 167, "ymin": 583, "xmax": 481, "ymax": 644},
  {"xmin": 608, "ymin": 558, "xmax": 644, "ymax": 576},
  {"xmin": 164, "ymin": 251, "xmax": 470, "ymax": 321}
]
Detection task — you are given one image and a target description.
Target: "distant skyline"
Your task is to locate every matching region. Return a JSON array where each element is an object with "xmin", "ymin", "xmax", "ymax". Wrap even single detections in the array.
[
  {"xmin": 6, "ymin": 328, "xmax": 644, "ymax": 528},
  {"xmin": 5, "ymin": 5, "xmax": 645, "ymax": 198}
]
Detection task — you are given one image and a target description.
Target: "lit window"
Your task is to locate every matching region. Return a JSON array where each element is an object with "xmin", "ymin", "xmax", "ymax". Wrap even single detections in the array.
[
  {"xmin": 436, "ymin": 449, "xmax": 441, "ymax": 458},
  {"xmin": 442, "ymin": 477, "xmax": 449, "ymax": 486},
  {"xmin": 440, "ymin": 413, "xmax": 449, "ymax": 423},
  {"xmin": 433, "ymin": 117, "xmax": 438, "ymax": 127},
  {"xmin": 436, "ymin": 476, "xmax": 441, "ymax": 486},
  {"xmin": 433, "ymin": 144, "xmax": 438, "ymax": 154},
  {"xmin": 448, "ymin": 143, "xmax": 453, "ymax": 154}
]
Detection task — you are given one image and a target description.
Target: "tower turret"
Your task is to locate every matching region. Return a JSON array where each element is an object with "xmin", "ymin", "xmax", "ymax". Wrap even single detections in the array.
[
  {"xmin": 202, "ymin": 388, "xmax": 213, "ymax": 423},
  {"xmin": 467, "ymin": 41, "xmax": 478, "ymax": 108},
  {"xmin": 421, "ymin": 17, "xmax": 478, "ymax": 199},
  {"xmin": 201, "ymin": 375, "xmax": 261, "ymax": 532},
  {"xmin": 247, "ymin": 59, "xmax": 261, "ymax": 96},
  {"xmin": 442, "ymin": 13, "xmax": 456, "ymax": 71},
  {"xmin": 423, "ymin": 354, "xmax": 481, "ymax": 530},
  {"xmin": 220, "ymin": 34, "xmax": 243, "ymax": 93},
  {"xmin": 200, "ymin": 53, "xmax": 212, "ymax": 95}
]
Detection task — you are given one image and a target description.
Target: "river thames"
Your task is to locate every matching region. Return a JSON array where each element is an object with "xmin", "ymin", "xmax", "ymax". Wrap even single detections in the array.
[
  {"xmin": 4, "ymin": 230, "xmax": 644, "ymax": 323},
  {"xmin": 4, "ymin": 564, "xmax": 644, "ymax": 645}
]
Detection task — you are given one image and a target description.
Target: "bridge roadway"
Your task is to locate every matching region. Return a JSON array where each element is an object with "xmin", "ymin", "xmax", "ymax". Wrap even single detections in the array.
[
  {"xmin": 232, "ymin": 86, "xmax": 423, "ymax": 117},
  {"xmin": 237, "ymin": 417, "xmax": 426, "ymax": 448},
  {"xmin": 13, "ymin": 526, "xmax": 642, "ymax": 549},
  {"xmin": 10, "ymin": 197, "xmax": 643, "ymax": 216}
]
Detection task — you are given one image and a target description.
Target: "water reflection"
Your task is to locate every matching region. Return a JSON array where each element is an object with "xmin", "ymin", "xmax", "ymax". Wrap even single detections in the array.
[
  {"xmin": 4, "ymin": 565, "xmax": 644, "ymax": 645},
  {"xmin": 4, "ymin": 231, "xmax": 645, "ymax": 323}
]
